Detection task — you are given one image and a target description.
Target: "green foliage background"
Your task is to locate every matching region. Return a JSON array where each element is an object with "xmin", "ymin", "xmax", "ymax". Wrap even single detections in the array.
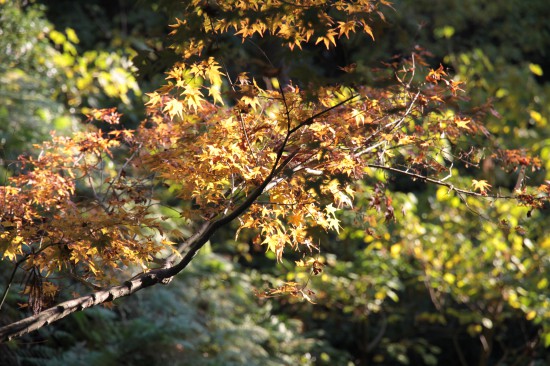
[{"xmin": 1, "ymin": 0, "xmax": 549, "ymax": 365}]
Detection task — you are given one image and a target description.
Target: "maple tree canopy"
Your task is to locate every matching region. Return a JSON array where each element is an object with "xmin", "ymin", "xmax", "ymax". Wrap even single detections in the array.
[{"xmin": 0, "ymin": 0, "xmax": 548, "ymax": 342}]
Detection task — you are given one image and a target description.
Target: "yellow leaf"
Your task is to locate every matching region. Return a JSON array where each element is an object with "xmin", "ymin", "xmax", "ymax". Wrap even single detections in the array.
[
  {"xmin": 326, "ymin": 215, "xmax": 341, "ymax": 233},
  {"xmin": 42, "ymin": 282, "xmax": 58, "ymax": 298},
  {"xmin": 145, "ymin": 92, "xmax": 162, "ymax": 107},
  {"xmin": 390, "ymin": 244, "xmax": 402, "ymax": 257},
  {"xmin": 182, "ymin": 85, "xmax": 205, "ymax": 111},
  {"xmin": 161, "ymin": 239, "xmax": 176, "ymax": 246},
  {"xmin": 209, "ymin": 85, "xmax": 224, "ymax": 105},
  {"xmin": 337, "ymin": 21, "xmax": 356, "ymax": 38},
  {"xmin": 363, "ymin": 23, "xmax": 375, "ymax": 40},
  {"xmin": 471, "ymin": 179, "xmax": 491, "ymax": 193},
  {"xmin": 325, "ymin": 203, "xmax": 338, "ymax": 216},
  {"xmin": 65, "ymin": 28, "xmax": 79, "ymax": 44},
  {"xmin": 11, "ymin": 235, "xmax": 24, "ymax": 245},
  {"xmin": 454, "ymin": 117, "xmax": 470, "ymax": 129},
  {"xmin": 288, "ymin": 214, "xmax": 304, "ymax": 226},
  {"xmin": 263, "ymin": 235, "xmax": 281, "ymax": 255},
  {"xmin": 163, "ymin": 99, "xmax": 184, "ymax": 120},
  {"xmin": 315, "ymin": 30, "xmax": 337, "ymax": 49},
  {"xmin": 295, "ymin": 259, "xmax": 306, "ymax": 267},
  {"xmin": 443, "ymin": 273, "xmax": 456, "ymax": 285},
  {"xmin": 529, "ymin": 63, "xmax": 543, "ymax": 76},
  {"xmin": 204, "ymin": 59, "xmax": 224, "ymax": 86}
]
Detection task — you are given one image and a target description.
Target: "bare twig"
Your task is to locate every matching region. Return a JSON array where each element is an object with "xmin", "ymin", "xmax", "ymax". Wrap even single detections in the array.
[
  {"xmin": 0, "ymin": 258, "xmax": 26, "ymax": 312},
  {"xmin": 366, "ymin": 164, "xmax": 514, "ymax": 200}
]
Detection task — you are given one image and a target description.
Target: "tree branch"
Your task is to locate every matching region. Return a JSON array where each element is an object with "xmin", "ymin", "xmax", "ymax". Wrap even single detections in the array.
[
  {"xmin": 0, "ymin": 152, "xmax": 299, "ymax": 344},
  {"xmin": 366, "ymin": 164, "xmax": 515, "ymax": 200},
  {"xmin": 0, "ymin": 92, "xmax": 356, "ymax": 343},
  {"xmin": 289, "ymin": 95, "xmax": 359, "ymax": 135},
  {"xmin": 0, "ymin": 268, "xmax": 159, "ymax": 342}
]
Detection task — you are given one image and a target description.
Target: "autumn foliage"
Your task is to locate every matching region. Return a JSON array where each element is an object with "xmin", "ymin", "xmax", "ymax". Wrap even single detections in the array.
[{"xmin": 1, "ymin": 0, "xmax": 548, "ymax": 342}]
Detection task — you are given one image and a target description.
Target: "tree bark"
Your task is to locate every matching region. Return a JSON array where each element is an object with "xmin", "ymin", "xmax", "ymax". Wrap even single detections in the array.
[{"xmin": 0, "ymin": 269, "xmax": 162, "ymax": 342}]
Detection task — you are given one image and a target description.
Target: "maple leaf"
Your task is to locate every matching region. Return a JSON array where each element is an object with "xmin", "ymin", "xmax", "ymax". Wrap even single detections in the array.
[
  {"xmin": 315, "ymin": 29, "xmax": 338, "ymax": 49},
  {"xmin": 538, "ymin": 183, "xmax": 550, "ymax": 194},
  {"xmin": 145, "ymin": 92, "xmax": 162, "ymax": 108},
  {"xmin": 325, "ymin": 203, "xmax": 339, "ymax": 216},
  {"xmin": 208, "ymin": 86, "xmax": 224, "ymax": 105},
  {"xmin": 338, "ymin": 63, "xmax": 357, "ymax": 73},
  {"xmin": 288, "ymin": 214, "xmax": 304, "ymax": 226},
  {"xmin": 182, "ymin": 84, "xmax": 205, "ymax": 111},
  {"xmin": 86, "ymin": 108, "xmax": 122, "ymax": 124},
  {"xmin": 163, "ymin": 98, "xmax": 184, "ymax": 120},
  {"xmin": 426, "ymin": 64, "xmax": 447, "ymax": 83},
  {"xmin": 326, "ymin": 215, "xmax": 341, "ymax": 233},
  {"xmin": 295, "ymin": 259, "xmax": 307, "ymax": 267},
  {"xmin": 204, "ymin": 58, "xmax": 224, "ymax": 86},
  {"xmin": 362, "ymin": 23, "xmax": 375, "ymax": 40},
  {"xmin": 262, "ymin": 233, "xmax": 287, "ymax": 262},
  {"xmin": 337, "ymin": 21, "xmax": 356, "ymax": 38},
  {"xmin": 471, "ymin": 179, "xmax": 491, "ymax": 194},
  {"xmin": 449, "ymin": 79, "xmax": 465, "ymax": 95},
  {"xmin": 455, "ymin": 117, "xmax": 471, "ymax": 130}
]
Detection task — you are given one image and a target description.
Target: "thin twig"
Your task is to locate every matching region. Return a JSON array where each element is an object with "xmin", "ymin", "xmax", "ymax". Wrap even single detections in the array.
[
  {"xmin": 366, "ymin": 163, "xmax": 514, "ymax": 200},
  {"xmin": 289, "ymin": 95, "xmax": 359, "ymax": 135},
  {"xmin": 0, "ymin": 257, "xmax": 27, "ymax": 312},
  {"xmin": 355, "ymin": 90, "xmax": 420, "ymax": 157}
]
